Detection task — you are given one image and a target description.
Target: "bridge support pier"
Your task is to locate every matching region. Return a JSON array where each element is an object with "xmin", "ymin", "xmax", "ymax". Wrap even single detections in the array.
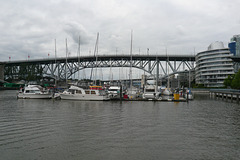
[{"xmin": 0, "ymin": 64, "xmax": 4, "ymax": 81}]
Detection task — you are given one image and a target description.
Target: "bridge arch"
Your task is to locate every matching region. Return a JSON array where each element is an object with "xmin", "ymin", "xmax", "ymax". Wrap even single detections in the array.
[{"xmin": 4, "ymin": 54, "xmax": 195, "ymax": 81}]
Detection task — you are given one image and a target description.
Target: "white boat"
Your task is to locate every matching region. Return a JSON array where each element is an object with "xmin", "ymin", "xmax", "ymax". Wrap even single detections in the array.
[
  {"xmin": 160, "ymin": 88, "xmax": 173, "ymax": 100},
  {"xmin": 60, "ymin": 85, "xmax": 110, "ymax": 101},
  {"xmin": 107, "ymin": 86, "xmax": 121, "ymax": 99},
  {"xmin": 187, "ymin": 93, "xmax": 194, "ymax": 100},
  {"xmin": 17, "ymin": 85, "xmax": 52, "ymax": 99},
  {"xmin": 125, "ymin": 31, "xmax": 139, "ymax": 100},
  {"xmin": 126, "ymin": 86, "xmax": 140, "ymax": 100},
  {"xmin": 162, "ymin": 88, "xmax": 172, "ymax": 95},
  {"xmin": 184, "ymin": 89, "xmax": 194, "ymax": 100},
  {"xmin": 142, "ymin": 85, "xmax": 160, "ymax": 100},
  {"xmin": 53, "ymin": 92, "xmax": 61, "ymax": 99}
]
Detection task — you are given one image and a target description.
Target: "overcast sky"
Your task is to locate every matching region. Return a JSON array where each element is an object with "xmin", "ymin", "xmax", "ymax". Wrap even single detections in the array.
[{"xmin": 1, "ymin": 0, "xmax": 240, "ymax": 61}]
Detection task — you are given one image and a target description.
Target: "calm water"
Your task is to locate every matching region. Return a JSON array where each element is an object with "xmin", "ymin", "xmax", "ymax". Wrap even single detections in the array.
[{"xmin": 0, "ymin": 90, "xmax": 240, "ymax": 160}]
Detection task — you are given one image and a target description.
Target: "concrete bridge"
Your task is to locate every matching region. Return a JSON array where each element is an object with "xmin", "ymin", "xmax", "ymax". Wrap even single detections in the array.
[{"xmin": 1, "ymin": 54, "xmax": 196, "ymax": 82}]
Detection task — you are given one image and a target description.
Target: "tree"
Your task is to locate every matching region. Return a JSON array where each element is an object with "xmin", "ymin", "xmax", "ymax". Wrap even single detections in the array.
[
  {"xmin": 224, "ymin": 74, "xmax": 234, "ymax": 88},
  {"xmin": 231, "ymin": 70, "xmax": 240, "ymax": 89}
]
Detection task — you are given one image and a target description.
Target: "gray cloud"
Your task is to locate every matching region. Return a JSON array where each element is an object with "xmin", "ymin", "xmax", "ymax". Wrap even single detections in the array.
[{"xmin": 64, "ymin": 22, "xmax": 92, "ymax": 45}]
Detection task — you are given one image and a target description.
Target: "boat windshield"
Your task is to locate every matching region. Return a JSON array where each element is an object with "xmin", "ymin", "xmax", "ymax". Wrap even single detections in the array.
[
  {"xmin": 69, "ymin": 89, "xmax": 75, "ymax": 94},
  {"xmin": 76, "ymin": 90, "xmax": 82, "ymax": 94},
  {"xmin": 25, "ymin": 90, "xmax": 41, "ymax": 94},
  {"xmin": 145, "ymin": 89, "xmax": 155, "ymax": 92},
  {"xmin": 108, "ymin": 89, "xmax": 119, "ymax": 91}
]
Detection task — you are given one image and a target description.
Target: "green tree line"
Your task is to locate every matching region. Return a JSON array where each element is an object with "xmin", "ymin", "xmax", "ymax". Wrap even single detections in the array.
[{"xmin": 224, "ymin": 69, "xmax": 240, "ymax": 89}]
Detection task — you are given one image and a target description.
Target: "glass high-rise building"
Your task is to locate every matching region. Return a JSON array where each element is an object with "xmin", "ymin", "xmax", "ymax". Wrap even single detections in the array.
[{"xmin": 229, "ymin": 35, "xmax": 240, "ymax": 57}]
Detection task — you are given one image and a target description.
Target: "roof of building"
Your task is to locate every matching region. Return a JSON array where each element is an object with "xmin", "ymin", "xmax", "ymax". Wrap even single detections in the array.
[{"xmin": 208, "ymin": 41, "xmax": 225, "ymax": 51}]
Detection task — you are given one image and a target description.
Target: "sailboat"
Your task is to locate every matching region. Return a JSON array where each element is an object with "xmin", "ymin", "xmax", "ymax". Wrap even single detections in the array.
[
  {"xmin": 161, "ymin": 49, "xmax": 173, "ymax": 100},
  {"xmin": 126, "ymin": 30, "xmax": 139, "ymax": 100}
]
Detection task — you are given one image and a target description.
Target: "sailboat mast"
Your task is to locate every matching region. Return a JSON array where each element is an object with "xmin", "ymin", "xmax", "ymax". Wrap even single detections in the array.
[
  {"xmin": 130, "ymin": 30, "xmax": 133, "ymax": 90},
  {"xmin": 189, "ymin": 48, "xmax": 195, "ymax": 89},
  {"xmin": 155, "ymin": 54, "xmax": 158, "ymax": 93},
  {"xmin": 78, "ymin": 36, "xmax": 81, "ymax": 81},
  {"xmin": 95, "ymin": 33, "xmax": 99, "ymax": 85},
  {"xmin": 166, "ymin": 47, "xmax": 170, "ymax": 89},
  {"xmin": 65, "ymin": 38, "xmax": 68, "ymax": 85},
  {"xmin": 189, "ymin": 66, "xmax": 191, "ymax": 89},
  {"xmin": 54, "ymin": 39, "xmax": 57, "ymax": 87},
  {"xmin": 90, "ymin": 33, "xmax": 99, "ymax": 83},
  {"xmin": 110, "ymin": 58, "xmax": 112, "ymax": 83}
]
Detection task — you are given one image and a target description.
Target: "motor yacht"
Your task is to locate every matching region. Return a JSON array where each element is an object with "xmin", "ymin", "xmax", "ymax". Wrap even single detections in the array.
[
  {"xmin": 107, "ymin": 86, "xmax": 121, "ymax": 100},
  {"xmin": 17, "ymin": 85, "xmax": 52, "ymax": 99},
  {"xmin": 142, "ymin": 85, "xmax": 160, "ymax": 100},
  {"xmin": 60, "ymin": 85, "xmax": 110, "ymax": 101}
]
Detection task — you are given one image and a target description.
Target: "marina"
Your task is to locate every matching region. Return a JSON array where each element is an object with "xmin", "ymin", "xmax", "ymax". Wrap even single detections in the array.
[
  {"xmin": 15, "ymin": 83, "xmax": 191, "ymax": 102},
  {"xmin": 1, "ymin": 0, "xmax": 240, "ymax": 159}
]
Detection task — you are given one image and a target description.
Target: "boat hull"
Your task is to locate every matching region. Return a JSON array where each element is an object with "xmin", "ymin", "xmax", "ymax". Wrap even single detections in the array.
[
  {"xmin": 60, "ymin": 93, "xmax": 110, "ymax": 101},
  {"xmin": 184, "ymin": 93, "xmax": 194, "ymax": 100},
  {"xmin": 143, "ymin": 93, "xmax": 157, "ymax": 99},
  {"xmin": 17, "ymin": 93, "xmax": 52, "ymax": 99}
]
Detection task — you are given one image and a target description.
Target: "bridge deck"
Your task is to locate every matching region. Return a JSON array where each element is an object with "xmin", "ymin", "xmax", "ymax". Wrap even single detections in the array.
[{"xmin": 3, "ymin": 54, "xmax": 195, "ymax": 65}]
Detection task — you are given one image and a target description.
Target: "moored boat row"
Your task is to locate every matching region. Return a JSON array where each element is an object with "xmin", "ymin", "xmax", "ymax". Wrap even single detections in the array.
[{"xmin": 17, "ymin": 84, "xmax": 193, "ymax": 101}]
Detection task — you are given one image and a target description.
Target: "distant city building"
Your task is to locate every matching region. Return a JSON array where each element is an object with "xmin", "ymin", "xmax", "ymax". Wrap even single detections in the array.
[
  {"xmin": 228, "ymin": 42, "xmax": 236, "ymax": 56},
  {"xmin": 229, "ymin": 35, "xmax": 240, "ymax": 56},
  {"xmin": 195, "ymin": 41, "xmax": 234, "ymax": 87}
]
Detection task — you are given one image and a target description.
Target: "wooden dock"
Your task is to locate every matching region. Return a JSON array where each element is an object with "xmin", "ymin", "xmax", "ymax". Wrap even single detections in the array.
[{"xmin": 209, "ymin": 90, "xmax": 240, "ymax": 104}]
